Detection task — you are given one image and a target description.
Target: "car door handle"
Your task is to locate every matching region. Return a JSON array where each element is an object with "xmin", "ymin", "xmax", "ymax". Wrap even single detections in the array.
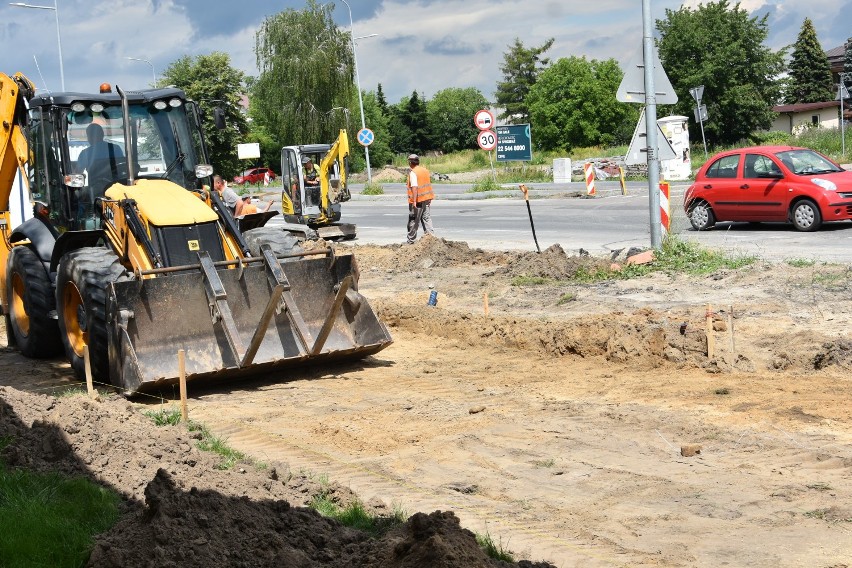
[
  {"xmin": 704, "ymin": 184, "xmax": 712, "ymax": 189},
  {"xmin": 740, "ymin": 184, "xmax": 749, "ymax": 189}
]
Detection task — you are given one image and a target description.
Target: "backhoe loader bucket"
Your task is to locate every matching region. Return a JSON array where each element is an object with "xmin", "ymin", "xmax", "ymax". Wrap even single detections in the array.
[{"xmin": 107, "ymin": 247, "xmax": 392, "ymax": 394}]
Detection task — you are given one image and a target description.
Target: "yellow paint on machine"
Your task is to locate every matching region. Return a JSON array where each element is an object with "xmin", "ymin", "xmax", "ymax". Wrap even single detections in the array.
[{"xmin": 106, "ymin": 179, "xmax": 219, "ymax": 226}]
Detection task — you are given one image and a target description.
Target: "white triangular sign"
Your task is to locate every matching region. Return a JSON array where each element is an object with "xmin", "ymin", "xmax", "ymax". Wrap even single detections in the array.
[
  {"xmin": 625, "ymin": 109, "xmax": 678, "ymax": 165},
  {"xmin": 617, "ymin": 43, "xmax": 679, "ymax": 105}
]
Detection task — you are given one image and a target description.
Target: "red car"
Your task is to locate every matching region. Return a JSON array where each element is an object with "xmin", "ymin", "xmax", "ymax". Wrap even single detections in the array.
[
  {"xmin": 233, "ymin": 167, "xmax": 276, "ymax": 185},
  {"xmin": 684, "ymin": 146, "xmax": 852, "ymax": 232}
]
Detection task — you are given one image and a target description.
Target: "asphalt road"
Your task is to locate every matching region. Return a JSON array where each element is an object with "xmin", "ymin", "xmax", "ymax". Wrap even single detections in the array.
[{"xmin": 265, "ymin": 181, "xmax": 852, "ymax": 263}]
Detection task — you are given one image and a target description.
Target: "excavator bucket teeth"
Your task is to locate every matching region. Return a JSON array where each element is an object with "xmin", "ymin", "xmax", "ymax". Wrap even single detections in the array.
[{"xmin": 108, "ymin": 253, "xmax": 392, "ymax": 394}]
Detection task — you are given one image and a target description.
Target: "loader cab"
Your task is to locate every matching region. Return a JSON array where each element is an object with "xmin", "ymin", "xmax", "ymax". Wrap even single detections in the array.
[{"xmin": 26, "ymin": 88, "xmax": 214, "ymax": 233}]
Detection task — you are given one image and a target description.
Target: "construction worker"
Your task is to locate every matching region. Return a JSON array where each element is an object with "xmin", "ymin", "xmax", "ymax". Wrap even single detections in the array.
[
  {"xmin": 406, "ymin": 153, "xmax": 434, "ymax": 244},
  {"xmin": 213, "ymin": 174, "xmax": 241, "ymax": 216},
  {"xmin": 302, "ymin": 156, "xmax": 320, "ymax": 206}
]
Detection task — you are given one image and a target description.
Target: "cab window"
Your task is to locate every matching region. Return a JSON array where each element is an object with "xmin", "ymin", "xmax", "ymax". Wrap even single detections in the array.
[{"xmin": 744, "ymin": 154, "xmax": 782, "ymax": 178}]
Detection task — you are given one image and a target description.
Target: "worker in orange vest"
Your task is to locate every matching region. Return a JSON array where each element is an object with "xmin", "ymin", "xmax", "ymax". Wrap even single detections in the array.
[{"xmin": 406, "ymin": 153, "xmax": 435, "ymax": 244}]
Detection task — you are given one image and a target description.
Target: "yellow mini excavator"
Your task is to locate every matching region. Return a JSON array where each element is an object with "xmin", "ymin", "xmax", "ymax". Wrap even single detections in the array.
[
  {"xmin": 279, "ymin": 130, "xmax": 357, "ymax": 240},
  {"xmin": 0, "ymin": 72, "xmax": 391, "ymax": 395}
]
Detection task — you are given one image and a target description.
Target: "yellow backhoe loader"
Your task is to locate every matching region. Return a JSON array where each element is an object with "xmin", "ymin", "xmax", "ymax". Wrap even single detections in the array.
[
  {"xmin": 0, "ymin": 72, "xmax": 391, "ymax": 395},
  {"xmin": 279, "ymin": 130, "xmax": 357, "ymax": 240}
]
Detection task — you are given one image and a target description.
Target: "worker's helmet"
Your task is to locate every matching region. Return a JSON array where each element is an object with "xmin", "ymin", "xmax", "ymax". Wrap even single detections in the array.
[
  {"xmin": 408, "ymin": 154, "xmax": 419, "ymax": 164},
  {"xmin": 301, "ymin": 155, "xmax": 312, "ymax": 164}
]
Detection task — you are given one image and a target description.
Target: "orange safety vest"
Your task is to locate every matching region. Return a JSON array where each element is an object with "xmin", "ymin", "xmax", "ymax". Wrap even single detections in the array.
[{"xmin": 407, "ymin": 165, "xmax": 434, "ymax": 204}]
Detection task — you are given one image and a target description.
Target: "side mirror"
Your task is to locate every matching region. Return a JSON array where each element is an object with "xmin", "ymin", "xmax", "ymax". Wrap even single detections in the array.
[{"xmin": 213, "ymin": 107, "xmax": 226, "ymax": 130}]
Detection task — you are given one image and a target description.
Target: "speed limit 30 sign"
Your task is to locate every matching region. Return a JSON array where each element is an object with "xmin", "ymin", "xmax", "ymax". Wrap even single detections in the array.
[{"xmin": 477, "ymin": 129, "xmax": 497, "ymax": 151}]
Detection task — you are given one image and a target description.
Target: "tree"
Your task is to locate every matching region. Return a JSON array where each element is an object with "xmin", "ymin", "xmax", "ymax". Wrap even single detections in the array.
[
  {"xmin": 426, "ymin": 88, "xmax": 490, "ymax": 153},
  {"xmin": 656, "ymin": 0, "xmax": 784, "ymax": 146},
  {"xmin": 376, "ymin": 83, "xmax": 389, "ymax": 117},
  {"xmin": 159, "ymin": 52, "xmax": 249, "ymax": 179},
  {"xmin": 527, "ymin": 57, "xmax": 638, "ymax": 151},
  {"xmin": 251, "ymin": 0, "xmax": 354, "ymax": 148},
  {"xmin": 392, "ymin": 91, "xmax": 429, "ymax": 154},
  {"xmin": 844, "ymin": 37, "xmax": 852, "ymax": 89},
  {"xmin": 494, "ymin": 38, "xmax": 554, "ymax": 124},
  {"xmin": 786, "ymin": 18, "xmax": 834, "ymax": 103}
]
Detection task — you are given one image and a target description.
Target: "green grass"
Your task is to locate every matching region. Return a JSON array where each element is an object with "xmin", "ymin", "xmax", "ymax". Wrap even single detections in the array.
[
  {"xmin": 310, "ymin": 492, "xmax": 408, "ymax": 537},
  {"xmin": 511, "ymin": 275, "xmax": 554, "ymax": 286},
  {"xmin": 0, "ymin": 458, "xmax": 121, "ymax": 568},
  {"xmin": 572, "ymin": 236, "xmax": 757, "ymax": 283},
  {"xmin": 467, "ymin": 178, "xmax": 505, "ymax": 193},
  {"xmin": 187, "ymin": 421, "xmax": 248, "ymax": 470},
  {"xmin": 143, "ymin": 406, "xmax": 182, "ymax": 427},
  {"xmin": 556, "ymin": 292, "xmax": 577, "ymax": 305},
  {"xmin": 361, "ymin": 181, "xmax": 385, "ymax": 195},
  {"xmin": 786, "ymin": 258, "xmax": 818, "ymax": 268},
  {"xmin": 476, "ymin": 528, "xmax": 514, "ymax": 562}
]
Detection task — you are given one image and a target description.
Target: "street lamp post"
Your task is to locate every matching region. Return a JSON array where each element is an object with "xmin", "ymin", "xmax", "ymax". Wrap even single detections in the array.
[
  {"xmin": 126, "ymin": 57, "xmax": 157, "ymax": 86},
  {"xmin": 839, "ymin": 73, "xmax": 852, "ymax": 158},
  {"xmin": 10, "ymin": 0, "xmax": 65, "ymax": 91},
  {"xmin": 339, "ymin": 0, "xmax": 372, "ymax": 183}
]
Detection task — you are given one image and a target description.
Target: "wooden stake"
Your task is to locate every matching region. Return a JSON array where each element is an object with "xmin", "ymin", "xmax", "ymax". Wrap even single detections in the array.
[
  {"xmin": 483, "ymin": 291, "xmax": 489, "ymax": 316},
  {"xmin": 728, "ymin": 305, "xmax": 735, "ymax": 356},
  {"xmin": 84, "ymin": 345, "xmax": 95, "ymax": 399},
  {"xmin": 705, "ymin": 303, "xmax": 715, "ymax": 360},
  {"xmin": 178, "ymin": 349, "xmax": 188, "ymax": 422}
]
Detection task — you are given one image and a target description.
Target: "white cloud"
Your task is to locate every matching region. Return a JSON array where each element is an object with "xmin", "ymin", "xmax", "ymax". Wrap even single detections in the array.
[{"xmin": 0, "ymin": 0, "xmax": 846, "ymax": 103}]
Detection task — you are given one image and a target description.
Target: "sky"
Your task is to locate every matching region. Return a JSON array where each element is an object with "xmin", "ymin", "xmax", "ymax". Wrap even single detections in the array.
[{"xmin": 1, "ymin": 0, "xmax": 849, "ymax": 105}]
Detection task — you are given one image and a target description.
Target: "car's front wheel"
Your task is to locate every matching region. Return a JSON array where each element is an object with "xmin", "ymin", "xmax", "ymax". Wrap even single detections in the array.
[
  {"xmin": 688, "ymin": 201, "xmax": 716, "ymax": 231},
  {"xmin": 791, "ymin": 200, "xmax": 822, "ymax": 232}
]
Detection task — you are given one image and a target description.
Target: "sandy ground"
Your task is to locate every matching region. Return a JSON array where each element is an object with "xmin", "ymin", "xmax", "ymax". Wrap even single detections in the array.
[{"xmin": 3, "ymin": 235, "xmax": 852, "ymax": 567}]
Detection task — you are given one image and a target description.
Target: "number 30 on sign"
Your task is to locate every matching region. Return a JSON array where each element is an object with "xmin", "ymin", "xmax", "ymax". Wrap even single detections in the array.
[{"xmin": 477, "ymin": 130, "xmax": 497, "ymax": 151}]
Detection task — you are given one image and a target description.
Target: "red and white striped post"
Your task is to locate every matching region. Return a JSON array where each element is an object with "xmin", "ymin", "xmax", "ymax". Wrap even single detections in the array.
[
  {"xmin": 583, "ymin": 162, "xmax": 596, "ymax": 196},
  {"xmin": 659, "ymin": 181, "xmax": 671, "ymax": 235}
]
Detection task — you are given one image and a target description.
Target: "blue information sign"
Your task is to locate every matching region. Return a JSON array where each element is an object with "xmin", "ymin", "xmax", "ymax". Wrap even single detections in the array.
[{"xmin": 495, "ymin": 124, "xmax": 532, "ymax": 162}]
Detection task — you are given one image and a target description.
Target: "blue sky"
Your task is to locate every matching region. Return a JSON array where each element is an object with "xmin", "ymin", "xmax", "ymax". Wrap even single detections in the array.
[{"xmin": 1, "ymin": 0, "xmax": 849, "ymax": 104}]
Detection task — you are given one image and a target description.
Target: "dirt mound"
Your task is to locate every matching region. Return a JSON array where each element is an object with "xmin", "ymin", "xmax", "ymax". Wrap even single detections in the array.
[
  {"xmin": 0, "ymin": 386, "xmax": 553, "ymax": 567},
  {"xmin": 501, "ymin": 243, "xmax": 611, "ymax": 280},
  {"xmin": 352, "ymin": 236, "xmax": 515, "ymax": 272}
]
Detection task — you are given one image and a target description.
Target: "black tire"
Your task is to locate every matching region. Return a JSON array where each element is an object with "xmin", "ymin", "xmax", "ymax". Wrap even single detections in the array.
[
  {"xmin": 791, "ymin": 200, "xmax": 822, "ymax": 232},
  {"xmin": 688, "ymin": 201, "xmax": 716, "ymax": 231},
  {"xmin": 56, "ymin": 248, "xmax": 128, "ymax": 382},
  {"xmin": 5, "ymin": 246, "xmax": 62, "ymax": 357},
  {"xmin": 242, "ymin": 227, "xmax": 304, "ymax": 258}
]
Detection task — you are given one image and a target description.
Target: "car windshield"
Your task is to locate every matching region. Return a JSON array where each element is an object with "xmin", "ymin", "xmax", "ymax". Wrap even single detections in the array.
[
  {"xmin": 65, "ymin": 100, "xmax": 206, "ymax": 191},
  {"xmin": 775, "ymin": 149, "xmax": 842, "ymax": 176}
]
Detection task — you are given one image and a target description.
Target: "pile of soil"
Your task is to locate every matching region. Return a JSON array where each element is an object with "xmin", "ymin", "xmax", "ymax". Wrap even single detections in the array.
[{"xmin": 0, "ymin": 384, "xmax": 553, "ymax": 567}]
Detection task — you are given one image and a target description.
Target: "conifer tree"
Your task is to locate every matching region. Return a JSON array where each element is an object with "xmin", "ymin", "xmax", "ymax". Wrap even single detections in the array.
[
  {"xmin": 786, "ymin": 18, "xmax": 834, "ymax": 103},
  {"xmin": 494, "ymin": 38, "xmax": 554, "ymax": 124}
]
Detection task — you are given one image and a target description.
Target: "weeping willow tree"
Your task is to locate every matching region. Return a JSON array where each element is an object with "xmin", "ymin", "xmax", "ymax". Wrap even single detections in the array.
[{"xmin": 252, "ymin": 1, "xmax": 355, "ymax": 146}]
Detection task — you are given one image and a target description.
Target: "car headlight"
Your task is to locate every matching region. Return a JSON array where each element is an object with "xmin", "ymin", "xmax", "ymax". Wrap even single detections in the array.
[{"xmin": 811, "ymin": 178, "xmax": 837, "ymax": 191}]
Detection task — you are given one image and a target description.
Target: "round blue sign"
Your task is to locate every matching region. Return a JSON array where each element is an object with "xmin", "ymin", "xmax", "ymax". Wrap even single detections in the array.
[{"xmin": 357, "ymin": 128, "xmax": 375, "ymax": 147}]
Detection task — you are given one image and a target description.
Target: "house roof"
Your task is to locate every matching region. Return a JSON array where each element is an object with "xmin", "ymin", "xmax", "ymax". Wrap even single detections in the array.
[
  {"xmin": 828, "ymin": 42, "xmax": 848, "ymax": 71},
  {"xmin": 773, "ymin": 101, "xmax": 840, "ymax": 113}
]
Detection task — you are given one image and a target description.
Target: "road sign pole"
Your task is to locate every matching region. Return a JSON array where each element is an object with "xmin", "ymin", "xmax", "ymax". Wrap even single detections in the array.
[{"xmin": 643, "ymin": 0, "xmax": 662, "ymax": 250}]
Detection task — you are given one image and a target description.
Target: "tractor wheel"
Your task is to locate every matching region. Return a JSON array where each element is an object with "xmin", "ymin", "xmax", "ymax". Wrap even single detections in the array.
[
  {"xmin": 56, "ymin": 248, "xmax": 128, "ymax": 383},
  {"xmin": 5, "ymin": 246, "xmax": 62, "ymax": 357},
  {"xmin": 243, "ymin": 227, "xmax": 304, "ymax": 259}
]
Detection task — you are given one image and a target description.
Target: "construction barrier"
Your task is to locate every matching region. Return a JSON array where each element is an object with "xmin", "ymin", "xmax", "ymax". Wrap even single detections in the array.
[
  {"xmin": 660, "ymin": 181, "xmax": 671, "ymax": 234},
  {"xmin": 619, "ymin": 166, "xmax": 627, "ymax": 195},
  {"xmin": 583, "ymin": 162, "xmax": 596, "ymax": 196}
]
